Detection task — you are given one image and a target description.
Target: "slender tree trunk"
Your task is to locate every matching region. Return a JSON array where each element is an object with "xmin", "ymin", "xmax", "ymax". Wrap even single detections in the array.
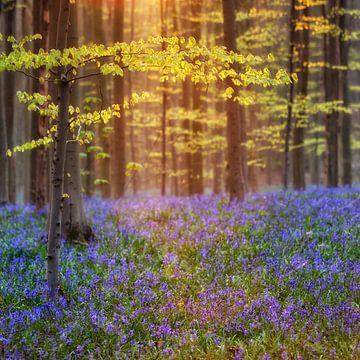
[
  {"xmin": 111, "ymin": 0, "xmax": 126, "ymax": 198},
  {"xmin": 283, "ymin": 0, "xmax": 296, "ymax": 190},
  {"xmin": 191, "ymin": 84, "xmax": 203, "ymax": 194},
  {"xmin": 91, "ymin": 0, "xmax": 111, "ymax": 197},
  {"xmin": 190, "ymin": 0, "xmax": 203, "ymax": 195},
  {"xmin": 0, "ymin": 86, "xmax": 9, "ymax": 204},
  {"xmin": 293, "ymin": 5, "xmax": 310, "ymax": 190},
  {"xmin": 128, "ymin": 0, "xmax": 139, "ymax": 195},
  {"xmin": 160, "ymin": 0, "xmax": 167, "ymax": 196},
  {"xmin": 222, "ymin": 0, "xmax": 245, "ymax": 201},
  {"xmin": 324, "ymin": 1, "xmax": 340, "ymax": 187},
  {"xmin": 4, "ymin": 0, "xmax": 16, "ymax": 202},
  {"xmin": 0, "ymin": 1, "xmax": 10, "ymax": 204},
  {"xmin": 47, "ymin": 0, "xmax": 71, "ymax": 297},
  {"xmin": 62, "ymin": 141, "xmax": 92, "ymax": 242},
  {"xmin": 31, "ymin": 0, "xmax": 50, "ymax": 208},
  {"xmin": 169, "ymin": 0, "xmax": 179, "ymax": 196},
  {"xmin": 182, "ymin": 79, "xmax": 192, "ymax": 196},
  {"xmin": 340, "ymin": 0, "xmax": 352, "ymax": 186},
  {"xmin": 248, "ymin": 102, "xmax": 258, "ymax": 193},
  {"xmin": 213, "ymin": 96, "xmax": 224, "ymax": 194},
  {"xmin": 61, "ymin": 1, "xmax": 92, "ymax": 243}
]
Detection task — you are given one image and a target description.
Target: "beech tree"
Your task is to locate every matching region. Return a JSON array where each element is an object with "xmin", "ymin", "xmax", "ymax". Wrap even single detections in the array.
[{"xmin": 2, "ymin": 2, "xmax": 290, "ymax": 296}]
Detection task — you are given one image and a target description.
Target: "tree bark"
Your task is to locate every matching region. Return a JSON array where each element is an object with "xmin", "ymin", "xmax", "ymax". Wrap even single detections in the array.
[
  {"xmin": 340, "ymin": 0, "xmax": 352, "ymax": 186},
  {"xmin": 222, "ymin": 0, "xmax": 245, "ymax": 201},
  {"xmin": 128, "ymin": 0, "xmax": 139, "ymax": 195},
  {"xmin": 61, "ymin": 0, "xmax": 92, "ymax": 243},
  {"xmin": 47, "ymin": 0, "xmax": 71, "ymax": 297},
  {"xmin": 160, "ymin": 0, "xmax": 167, "ymax": 196},
  {"xmin": 111, "ymin": 0, "xmax": 126, "ymax": 198},
  {"xmin": 31, "ymin": 0, "xmax": 50, "ymax": 209},
  {"xmin": 3, "ymin": 0, "xmax": 16, "ymax": 202},
  {"xmin": 248, "ymin": 102, "xmax": 258, "ymax": 193},
  {"xmin": 182, "ymin": 79, "xmax": 192, "ymax": 196},
  {"xmin": 0, "ymin": 84, "xmax": 9, "ymax": 204},
  {"xmin": 190, "ymin": 0, "xmax": 203, "ymax": 195},
  {"xmin": 283, "ymin": 0, "xmax": 296, "ymax": 190},
  {"xmin": 90, "ymin": 0, "xmax": 111, "ymax": 197},
  {"xmin": 293, "ymin": 5, "xmax": 310, "ymax": 190},
  {"xmin": 62, "ymin": 141, "xmax": 92, "ymax": 242},
  {"xmin": 324, "ymin": 1, "xmax": 340, "ymax": 187}
]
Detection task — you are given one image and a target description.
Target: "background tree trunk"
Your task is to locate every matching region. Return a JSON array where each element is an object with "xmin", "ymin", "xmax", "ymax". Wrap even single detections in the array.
[
  {"xmin": 0, "ymin": 78, "xmax": 9, "ymax": 204},
  {"xmin": 324, "ymin": 1, "xmax": 340, "ymax": 188},
  {"xmin": 340, "ymin": 0, "xmax": 352, "ymax": 186},
  {"xmin": 222, "ymin": 0, "xmax": 245, "ymax": 201},
  {"xmin": 283, "ymin": 0, "xmax": 297, "ymax": 190},
  {"xmin": 61, "ymin": 0, "xmax": 92, "ymax": 243},
  {"xmin": 31, "ymin": 0, "xmax": 50, "ymax": 209},
  {"xmin": 3, "ymin": 0, "xmax": 16, "ymax": 202},
  {"xmin": 190, "ymin": 0, "xmax": 203, "ymax": 195},
  {"xmin": 293, "ymin": 5, "xmax": 310, "ymax": 190},
  {"xmin": 110, "ymin": 0, "xmax": 126, "ymax": 198}
]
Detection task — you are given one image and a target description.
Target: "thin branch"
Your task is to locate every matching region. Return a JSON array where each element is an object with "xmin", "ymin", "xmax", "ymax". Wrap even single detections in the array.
[
  {"xmin": 16, "ymin": 70, "xmax": 56, "ymax": 83},
  {"xmin": 69, "ymin": 72, "xmax": 103, "ymax": 82},
  {"xmin": 69, "ymin": 66, "xmax": 130, "ymax": 82}
]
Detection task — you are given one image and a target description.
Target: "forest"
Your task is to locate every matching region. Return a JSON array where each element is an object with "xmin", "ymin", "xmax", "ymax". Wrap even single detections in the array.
[{"xmin": 1, "ymin": 0, "xmax": 360, "ymax": 358}]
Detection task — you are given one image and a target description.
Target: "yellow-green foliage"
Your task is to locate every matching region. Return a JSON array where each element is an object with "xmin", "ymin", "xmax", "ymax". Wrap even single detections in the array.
[{"xmin": 0, "ymin": 34, "xmax": 291, "ymax": 156}]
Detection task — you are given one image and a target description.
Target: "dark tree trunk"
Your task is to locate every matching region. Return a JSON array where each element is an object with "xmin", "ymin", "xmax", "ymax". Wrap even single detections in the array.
[
  {"xmin": 293, "ymin": 5, "xmax": 310, "ymax": 190},
  {"xmin": 160, "ymin": 0, "xmax": 167, "ymax": 196},
  {"xmin": 111, "ymin": 0, "xmax": 126, "ymax": 198},
  {"xmin": 47, "ymin": 0, "xmax": 71, "ymax": 297},
  {"xmin": 283, "ymin": 0, "xmax": 296, "ymax": 190},
  {"xmin": 248, "ymin": 102, "xmax": 258, "ymax": 193},
  {"xmin": 62, "ymin": 141, "xmax": 92, "ymax": 242},
  {"xmin": 213, "ymin": 96, "xmax": 224, "ymax": 194},
  {"xmin": 3, "ymin": 0, "xmax": 16, "ymax": 202},
  {"xmin": 128, "ymin": 0, "xmax": 139, "ymax": 195},
  {"xmin": 340, "ymin": 0, "xmax": 352, "ymax": 186},
  {"xmin": 182, "ymin": 79, "xmax": 192, "ymax": 196},
  {"xmin": 324, "ymin": 1, "xmax": 340, "ymax": 187},
  {"xmin": 0, "ymin": 85, "xmax": 9, "ymax": 204},
  {"xmin": 31, "ymin": 0, "xmax": 50, "ymax": 209},
  {"xmin": 222, "ymin": 0, "xmax": 245, "ymax": 201},
  {"xmin": 190, "ymin": 0, "xmax": 203, "ymax": 195},
  {"xmin": 168, "ymin": 0, "xmax": 179, "ymax": 196},
  {"xmin": 92, "ymin": 0, "xmax": 111, "ymax": 197},
  {"xmin": 61, "ymin": 1, "xmax": 92, "ymax": 243}
]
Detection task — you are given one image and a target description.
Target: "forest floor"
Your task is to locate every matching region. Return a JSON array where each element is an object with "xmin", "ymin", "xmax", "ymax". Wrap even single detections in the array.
[{"xmin": 1, "ymin": 189, "xmax": 360, "ymax": 359}]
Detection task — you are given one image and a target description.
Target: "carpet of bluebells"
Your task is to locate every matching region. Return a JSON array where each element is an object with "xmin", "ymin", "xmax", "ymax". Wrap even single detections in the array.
[{"xmin": 1, "ymin": 189, "xmax": 360, "ymax": 359}]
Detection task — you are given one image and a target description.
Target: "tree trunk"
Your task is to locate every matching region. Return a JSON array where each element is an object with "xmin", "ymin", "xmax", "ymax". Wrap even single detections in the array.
[
  {"xmin": 47, "ymin": 0, "xmax": 71, "ymax": 297},
  {"xmin": 3, "ymin": 0, "xmax": 16, "ymax": 202},
  {"xmin": 340, "ymin": 0, "xmax": 352, "ymax": 186},
  {"xmin": 293, "ymin": 5, "xmax": 310, "ymax": 190},
  {"xmin": 190, "ymin": 0, "xmax": 203, "ymax": 195},
  {"xmin": 182, "ymin": 79, "xmax": 192, "ymax": 196},
  {"xmin": 213, "ymin": 96, "xmax": 224, "ymax": 194},
  {"xmin": 248, "ymin": 102, "xmax": 258, "ymax": 193},
  {"xmin": 91, "ymin": 0, "xmax": 111, "ymax": 197},
  {"xmin": 283, "ymin": 0, "xmax": 296, "ymax": 190},
  {"xmin": 31, "ymin": 0, "xmax": 50, "ymax": 209},
  {"xmin": 222, "ymin": 0, "xmax": 245, "ymax": 201},
  {"xmin": 0, "ymin": 86, "xmax": 9, "ymax": 205},
  {"xmin": 62, "ymin": 141, "xmax": 92, "ymax": 242},
  {"xmin": 160, "ymin": 0, "xmax": 167, "ymax": 196},
  {"xmin": 111, "ymin": 0, "xmax": 126, "ymax": 198},
  {"xmin": 128, "ymin": 0, "xmax": 139, "ymax": 195},
  {"xmin": 324, "ymin": 1, "xmax": 340, "ymax": 187},
  {"xmin": 61, "ymin": 0, "xmax": 92, "ymax": 243}
]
